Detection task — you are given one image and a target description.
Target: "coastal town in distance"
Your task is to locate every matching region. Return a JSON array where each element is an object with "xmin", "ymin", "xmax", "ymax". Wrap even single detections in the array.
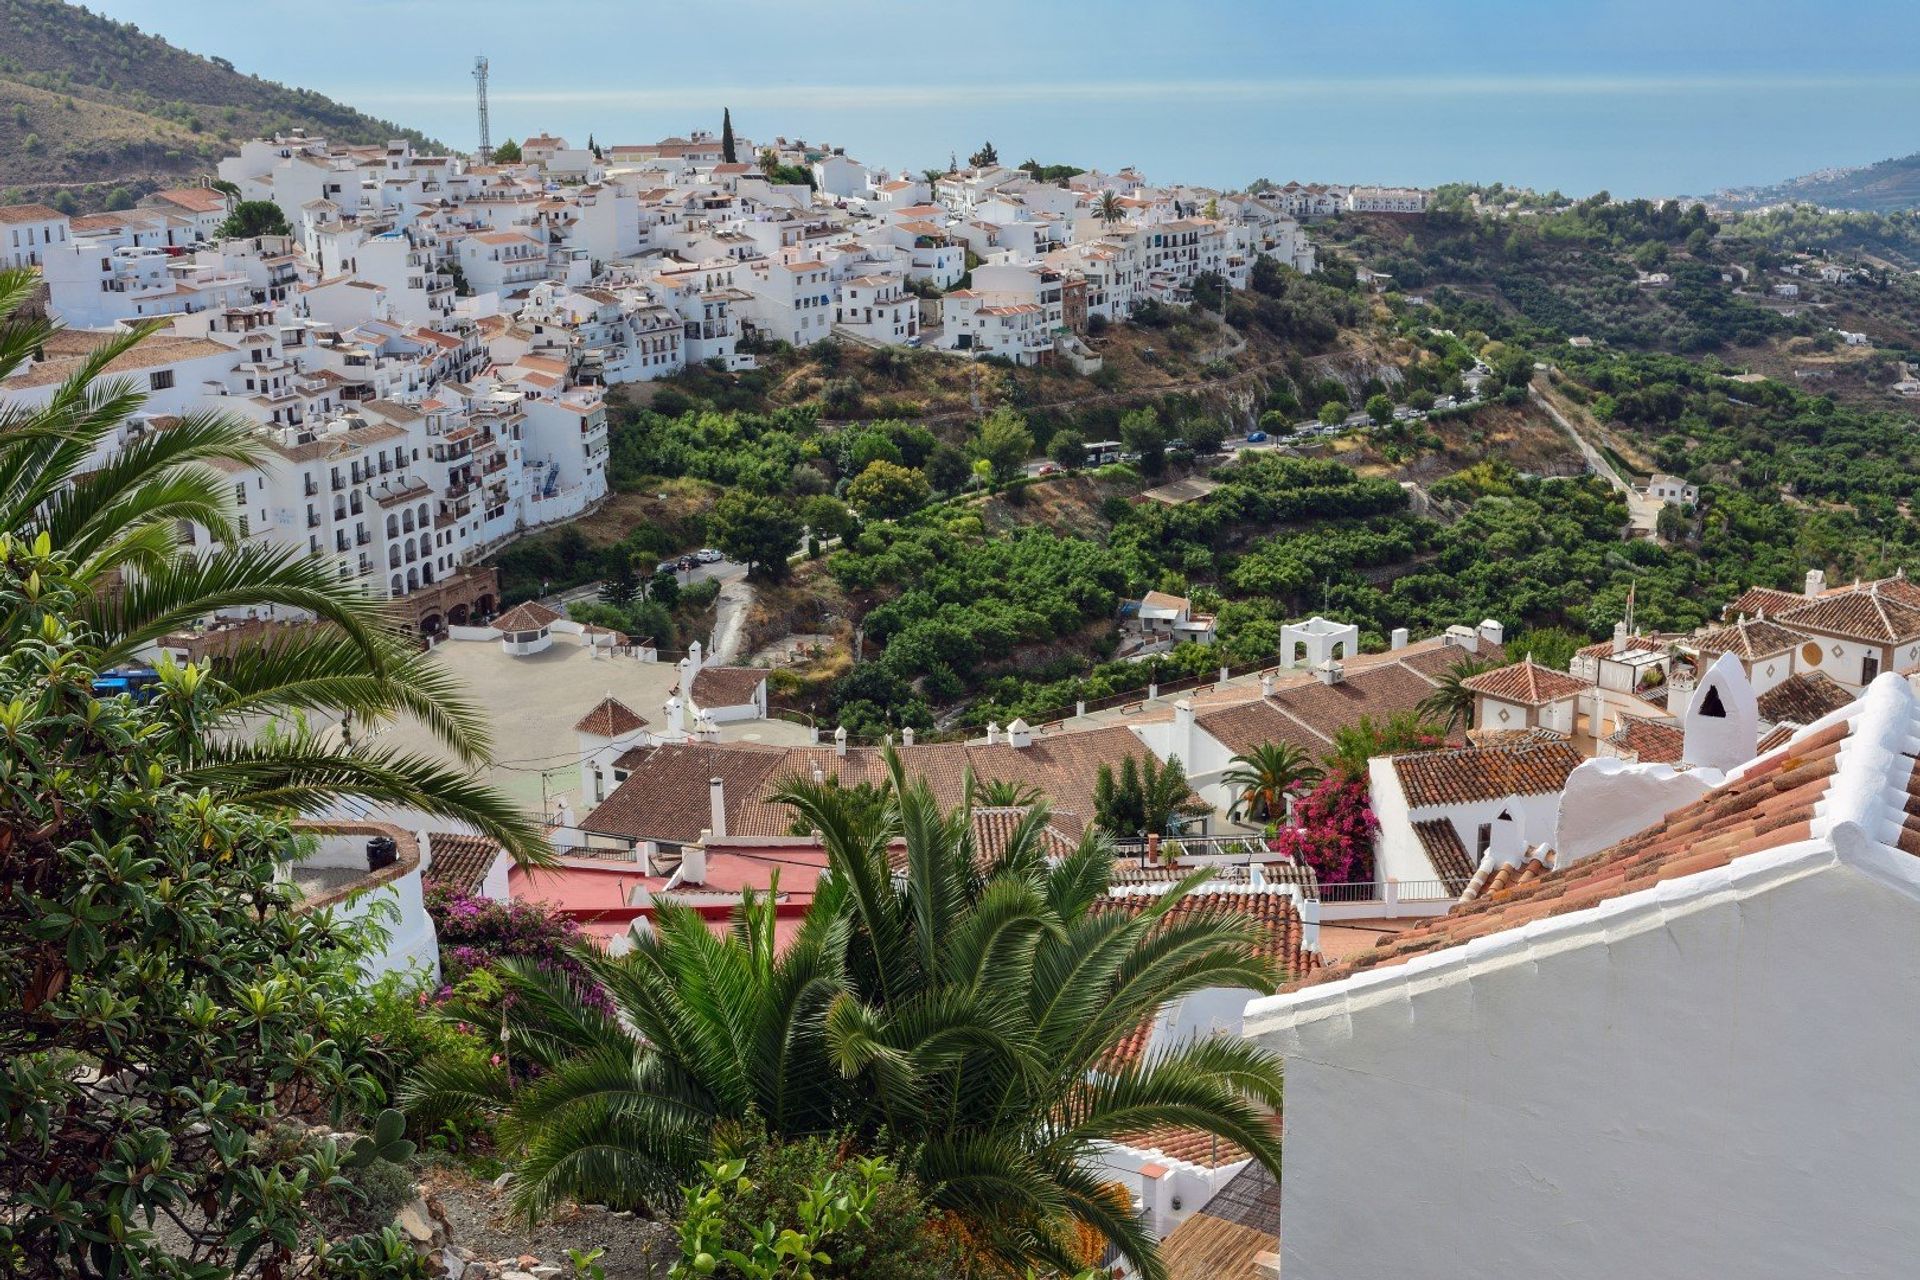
[{"xmin": 4, "ymin": 1, "xmax": 1920, "ymax": 1277}]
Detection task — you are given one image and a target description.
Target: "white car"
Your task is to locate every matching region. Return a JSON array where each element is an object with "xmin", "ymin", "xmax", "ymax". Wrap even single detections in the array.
[{"xmin": 696, "ymin": 548, "xmax": 723, "ymax": 564}]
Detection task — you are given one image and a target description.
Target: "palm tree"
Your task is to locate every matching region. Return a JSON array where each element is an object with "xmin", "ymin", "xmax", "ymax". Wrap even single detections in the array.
[
  {"xmin": 0, "ymin": 267, "xmax": 543, "ymax": 860},
  {"xmin": 969, "ymin": 775, "xmax": 1043, "ymax": 808},
  {"xmin": 1223, "ymin": 741, "xmax": 1323, "ymax": 824},
  {"xmin": 1416, "ymin": 655, "xmax": 1496, "ymax": 735},
  {"xmin": 1097, "ymin": 190, "xmax": 1124, "ymax": 228},
  {"xmin": 413, "ymin": 752, "xmax": 1286, "ymax": 1280}
]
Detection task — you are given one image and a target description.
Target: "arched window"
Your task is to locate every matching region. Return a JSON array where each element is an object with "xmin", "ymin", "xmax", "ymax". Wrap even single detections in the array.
[
  {"xmin": 386, "ymin": 514, "xmax": 398, "ymax": 538},
  {"xmin": 407, "ymin": 568, "xmax": 419, "ymax": 591},
  {"xmin": 388, "ymin": 547, "xmax": 401, "ymax": 568},
  {"xmin": 390, "ymin": 573, "xmax": 403, "ymax": 596},
  {"xmin": 401, "ymin": 509, "xmax": 414, "ymax": 533}
]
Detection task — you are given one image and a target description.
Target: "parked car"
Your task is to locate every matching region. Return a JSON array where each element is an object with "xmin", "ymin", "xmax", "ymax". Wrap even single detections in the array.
[
  {"xmin": 696, "ymin": 547, "xmax": 723, "ymax": 563},
  {"xmin": 655, "ymin": 561, "xmax": 677, "ymax": 576},
  {"xmin": 1247, "ymin": 430, "xmax": 1269, "ymax": 443},
  {"xmin": 1037, "ymin": 462, "xmax": 1060, "ymax": 475},
  {"xmin": 676, "ymin": 556, "xmax": 698, "ymax": 572}
]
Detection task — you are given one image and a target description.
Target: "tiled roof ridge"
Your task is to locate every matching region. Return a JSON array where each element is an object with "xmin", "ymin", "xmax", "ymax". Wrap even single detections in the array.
[
  {"xmin": 1803, "ymin": 674, "xmax": 1920, "ymax": 846},
  {"xmin": 1260, "ymin": 675, "xmax": 1920, "ymax": 1009}
]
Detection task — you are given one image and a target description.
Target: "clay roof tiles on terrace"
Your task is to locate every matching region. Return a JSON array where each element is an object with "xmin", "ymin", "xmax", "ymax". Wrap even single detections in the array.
[{"xmin": 1776, "ymin": 586, "xmax": 1920, "ymax": 645}]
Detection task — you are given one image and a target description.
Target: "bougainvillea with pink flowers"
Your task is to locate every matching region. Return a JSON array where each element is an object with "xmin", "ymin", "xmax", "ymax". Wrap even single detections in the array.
[
  {"xmin": 424, "ymin": 884, "xmax": 608, "ymax": 1013},
  {"xmin": 1266, "ymin": 775, "xmax": 1379, "ymax": 885}
]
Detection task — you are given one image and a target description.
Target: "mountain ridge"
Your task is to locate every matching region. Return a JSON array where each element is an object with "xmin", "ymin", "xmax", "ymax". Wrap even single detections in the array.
[
  {"xmin": 0, "ymin": 0, "xmax": 445, "ymax": 211},
  {"xmin": 1713, "ymin": 149, "xmax": 1920, "ymax": 213}
]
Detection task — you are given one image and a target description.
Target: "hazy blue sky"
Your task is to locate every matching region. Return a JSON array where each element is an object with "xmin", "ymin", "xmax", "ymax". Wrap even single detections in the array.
[{"xmin": 75, "ymin": 0, "xmax": 1920, "ymax": 195}]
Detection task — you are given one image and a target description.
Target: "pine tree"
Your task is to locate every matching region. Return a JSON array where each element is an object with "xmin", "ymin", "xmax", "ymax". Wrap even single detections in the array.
[
  {"xmin": 721, "ymin": 107, "xmax": 736, "ymax": 164},
  {"xmin": 600, "ymin": 556, "xmax": 638, "ymax": 608}
]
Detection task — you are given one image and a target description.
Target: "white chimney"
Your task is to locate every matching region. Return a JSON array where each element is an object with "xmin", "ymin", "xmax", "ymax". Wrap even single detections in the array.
[
  {"xmin": 812, "ymin": 763, "xmax": 825, "ymax": 783},
  {"xmin": 901, "ymin": 727, "xmax": 915, "ymax": 746},
  {"xmin": 1683, "ymin": 651, "xmax": 1759, "ymax": 773},
  {"xmin": 1487, "ymin": 808, "xmax": 1527, "ymax": 861},
  {"xmin": 986, "ymin": 721, "xmax": 1000, "ymax": 746},
  {"xmin": 1217, "ymin": 665, "xmax": 1230, "ymax": 688},
  {"xmin": 1007, "ymin": 718, "xmax": 1033, "ymax": 748},
  {"xmin": 834, "ymin": 724, "xmax": 848, "ymax": 756},
  {"xmin": 1478, "ymin": 618, "xmax": 1505, "ymax": 647},
  {"xmin": 1314, "ymin": 660, "xmax": 1344, "ymax": 686},
  {"xmin": 1389, "ymin": 627, "xmax": 1409, "ymax": 651},
  {"xmin": 681, "ymin": 837, "xmax": 708, "ymax": 885},
  {"xmin": 708, "ymin": 777, "xmax": 727, "ymax": 839},
  {"xmin": 676, "ymin": 656, "xmax": 693, "ymax": 695},
  {"xmin": 1612, "ymin": 619, "xmax": 1630, "ymax": 656},
  {"xmin": 1804, "ymin": 568, "xmax": 1826, "ymax": 596},
  {"xmin": 1173, "ymin": 698, "xmax": 1196, "ymax": 765},
  {"xmin": 689, "ymin": 638, "xmax": 704, "ymax": 668},
  {"xmin": 664, "ymin": 695, "xmax": 686, "ymax": 737},
  {"xmin": 1259, "ymin": 673, "xmax": 1275, "ymax": 697}
]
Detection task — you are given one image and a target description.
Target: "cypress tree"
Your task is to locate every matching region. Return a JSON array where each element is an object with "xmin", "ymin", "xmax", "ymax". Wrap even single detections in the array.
[{"xmin": 721, "ymin": 107, "xmax": 736, "ymax": 163}]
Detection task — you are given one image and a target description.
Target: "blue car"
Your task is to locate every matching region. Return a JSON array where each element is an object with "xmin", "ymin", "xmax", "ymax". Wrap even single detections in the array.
[{"xmin": 1246, "ymin": 430, "xmax": 1269, "ymax": 443}]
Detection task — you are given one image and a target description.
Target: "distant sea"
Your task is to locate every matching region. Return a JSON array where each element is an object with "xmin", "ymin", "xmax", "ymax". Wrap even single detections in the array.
[{"xmin": 355, "ymin": 78, "xmax": 1920, "ymax": 200}]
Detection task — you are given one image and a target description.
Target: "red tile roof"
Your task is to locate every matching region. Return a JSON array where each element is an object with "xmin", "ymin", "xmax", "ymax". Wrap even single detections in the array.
[
  {"xmin": 1391, "ymin": 734, "xmax": 1584, "ymax": 808},
  {"xmin": 1756, "ymin": 671, "xmax": 1853, "ymax": 726},
  {"xmin": 493, "ymin": 600, "xmax": 561, "ymax": 632},
  {"xmin": 1722, "ymin": 586, "xmax": 1809, "ymax": 618},
  {"xmin": 1603, "ymin": 714, "xmax": 1684, "ymax": 765},
  {"xmin": 1690, "ymin": 617, "xmax": 1803, "ymax": 661},
  {"xmin": 423, "ymin": 832, "xmax": 503, "ymax": 896},
  {"xmin": 689, "ymin": 665, "xmax": 766, "ymax": 709},
  {"xmin": 1292, "ymin": 716, "xmax": 1854, "ymax": 991},
  {"xmin": 1776, "ymin": 584, "xmax": 1920, "ymax": 645},
  {"xmin": 1461, "ymin": 658, "xmax": 1589, "ymax": 706},
  {"xmin": 1411, "ymin": 819, "xmax": 1475, "ymax": 881},
  {"xmin": 573, "ymin": 696, "xmax": 648, "ymax": 737}
]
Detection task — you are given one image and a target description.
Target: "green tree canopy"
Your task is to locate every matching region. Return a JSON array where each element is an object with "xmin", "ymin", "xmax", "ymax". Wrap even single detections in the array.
[
  {"xmin": 845, "ymin": 459, "xmax": 931, "ymax": 519},
  {"xmin": 970, "ymin": 405, "xmax": 1034, "ymax": 485},
  {"xmin": 215, "ymin": 199, "xmax": 290, "ymax": 240},
  {"xmin": 710, "ymin": 490, "xmax": 802, "ymax": 582}
]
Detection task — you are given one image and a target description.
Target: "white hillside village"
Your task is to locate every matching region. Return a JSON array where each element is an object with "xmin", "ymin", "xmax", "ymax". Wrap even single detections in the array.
[{"xmin": 5, "ymin": 70, "xmax": 1919, "ymax": 1280}]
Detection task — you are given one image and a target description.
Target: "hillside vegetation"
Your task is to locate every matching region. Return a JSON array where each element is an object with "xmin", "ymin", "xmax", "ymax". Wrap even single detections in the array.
[
  {"xmin": 1715, "ymin": 151, "xmax": 1920, "ymax": 214},
  {"xmin": 0, "ymin": 0, "xmax": 442, "ymax": 210}
]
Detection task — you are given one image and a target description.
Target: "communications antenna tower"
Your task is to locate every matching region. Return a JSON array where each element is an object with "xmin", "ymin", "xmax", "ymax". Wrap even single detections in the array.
[{"xmin": 473, "ymin": 56, "xmax": 492, "ymax": 165}]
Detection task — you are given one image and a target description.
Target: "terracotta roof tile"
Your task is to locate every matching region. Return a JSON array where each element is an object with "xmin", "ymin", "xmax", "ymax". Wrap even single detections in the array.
[
  {"xmin": 689, "ymin": 665, "xmax": 766, "ymax": 709},
  {"xmin": 493, "ymin": 600, "xmax": 560, "ymax": 631},
  {"xmin": 1292, "ymin": 717, "xmax": 1857, "ymax": 991},
  {"xmin": 1776, "ymin": 585, "xmax": 1920, "ymax": 645},
  {"xmin": 1461, "ymin": 658, "xmax": 1589, "ymax": 706},
  {"xmin": 1690, "ymin": 616, "xmax": 1804, "ymax": 661},
  {"xmin": 1392, "ymin": 736, "xmax": 1583, "ymax": 808},
  {"xmin": 1724, "ymin": 586, "xmax": 1813, "ymax": 619},
  {"xmin": 1756, "ymin": 671, "xmax": 1852, "ymax": 726},
  {"xmin": 1604, "ymin": 714, "xmax": 1684, "ymax": 765},
  {"xmin": 1411, "ymin": 819, "xmax": 1475, "ymax": 881},
  {"xmin": 424, "ymin": 832, "xmax": 503, "ymax": 895},
  {"xmin": 573, "ymin": 696, "xmax": 648, "ymax": 737}
]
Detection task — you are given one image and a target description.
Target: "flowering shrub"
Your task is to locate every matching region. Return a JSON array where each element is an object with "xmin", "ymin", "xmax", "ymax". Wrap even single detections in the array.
[
  {"xmin": 424, "ymin": 885, "xmax": 610, "ymax": 1016},
  {"xmin": 1267, "ymin": 776, "xmax": 1379, "ymax": 885}
]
